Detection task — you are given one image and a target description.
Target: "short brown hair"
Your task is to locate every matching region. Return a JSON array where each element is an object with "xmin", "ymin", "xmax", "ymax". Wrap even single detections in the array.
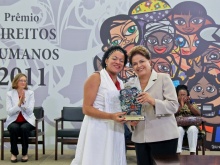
[
  {"xmin": 12, "ymin": 73, "xmax": 28, "ymax": 89},
  {"xmin": 128, "ymin": 45, "xmax": 151, "ymax": 65}
]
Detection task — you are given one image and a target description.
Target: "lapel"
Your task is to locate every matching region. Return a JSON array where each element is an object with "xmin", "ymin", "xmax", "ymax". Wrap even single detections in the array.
[
  {"xmin": 12, "ymin": 89, "xmax": 20, "ymax": 103},
  {"xmin": 143, "ymin": 69, "xmax": 158, "ymax": 92}
]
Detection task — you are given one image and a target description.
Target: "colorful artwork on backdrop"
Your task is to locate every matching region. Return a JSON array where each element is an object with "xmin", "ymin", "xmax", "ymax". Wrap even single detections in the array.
[{"xmin": 93, "ymin": 0, "xmax": 220, "ymax": 150}]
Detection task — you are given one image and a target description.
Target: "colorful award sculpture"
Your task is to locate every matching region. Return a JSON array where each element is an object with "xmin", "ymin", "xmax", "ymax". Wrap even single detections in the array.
[{"xmin": 119, "ymin": 87, "xmax": 145, "ymax": 120}]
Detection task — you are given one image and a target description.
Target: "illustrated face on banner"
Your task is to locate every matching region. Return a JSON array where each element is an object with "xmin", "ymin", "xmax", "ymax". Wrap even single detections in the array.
[
  {"xmin": 189, "ymin": 75, "xmax": 219, "ymax": 101},
  {"xmin": 175, "ymin": 33, "xmax": 199, "ymax": 56},
  {"xmin": 203, "ymin": 48, "xmax": 220, "ymax": 64},
  {"xmin": 201, "ymin": 47, "xmax": 220, "ymax": 73},
  {"xmin": 151, "ymin": 57, "xmax": 173, "ymax": 76},
  {"xmin": 100, "ymin": 15, "xmax": 140, "ymax": 53},
  {"xmin": 145, "ymin": 31, "xmax": 174, "ymax": 55},
  {"xmin": 173, "ymin": 14, "xmax": 204, "ymax": 35},
  {"xmin": 169, "ymin": 1, "xmax": 213, "ymax": 35},
  {"xmin": 109, "ymin": 19, "xmax": 139, "ymax": 52},
  {"xmin": 198, "ymin": 25, "xmax": 220, "ymax": 74},
  {"xmin": 98, "ymin": 15, "xmax": 140, "ymax": 81}
]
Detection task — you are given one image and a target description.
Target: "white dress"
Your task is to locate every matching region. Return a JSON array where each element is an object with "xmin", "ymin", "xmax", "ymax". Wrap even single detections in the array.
[{"xmin": 71, "ymin": 69, "xmax": 127, "ymax": 165}]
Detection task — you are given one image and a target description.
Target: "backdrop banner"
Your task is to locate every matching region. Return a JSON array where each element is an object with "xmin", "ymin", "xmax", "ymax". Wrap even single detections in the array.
[{"xmin": 0, "ymin": 0, "xmax": 220, "ymax": 150}]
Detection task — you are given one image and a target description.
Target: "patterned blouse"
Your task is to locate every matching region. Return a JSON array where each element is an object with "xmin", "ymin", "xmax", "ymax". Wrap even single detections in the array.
[{"xmin": 176, "ymin": 102, "xmax": 200, "ymax": 117}]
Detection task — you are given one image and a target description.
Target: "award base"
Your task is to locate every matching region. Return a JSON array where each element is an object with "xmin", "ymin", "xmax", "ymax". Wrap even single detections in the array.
[{"xmin": 124, "ymin": 115, "xmax": 145, "ymax": 121}]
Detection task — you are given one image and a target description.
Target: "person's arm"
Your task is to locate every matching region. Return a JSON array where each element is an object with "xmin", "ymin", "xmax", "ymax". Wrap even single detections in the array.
[
  {"xmin": 154, "ymin": 74, "xmax": 179, "ymax": 115},
  {"xmin": 21, "ymin": 90, "xmax": 35, "ymax": 116},
  {"xmin": 83, "ymin": 73, "xmax": 125, "ymax": 123},
  {"xmin": 186, "ymin": 100, "xmax": 201, "ymax": 116},
  {"xmin": 6, "ymin": 91, "xmax": 22, "ymax": 116},
  {"xmin": 136, "ymin": 74, "xmax": 178, "ymax": 115}
]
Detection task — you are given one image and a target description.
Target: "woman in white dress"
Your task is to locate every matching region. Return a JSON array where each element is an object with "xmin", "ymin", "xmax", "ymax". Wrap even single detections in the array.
[{"xmin": 71, "ymin": 46, "xmax": 128, "ymax": 165}]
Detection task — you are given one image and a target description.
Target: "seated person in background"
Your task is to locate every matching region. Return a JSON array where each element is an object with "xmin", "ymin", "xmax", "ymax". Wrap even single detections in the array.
[
  {"xmin": 5, "ymin": 73, "xmax": 35, "ymax": 163},
  {"xmin": 175, "ymin": 85, "xmax": 201, "ymax": 155}
]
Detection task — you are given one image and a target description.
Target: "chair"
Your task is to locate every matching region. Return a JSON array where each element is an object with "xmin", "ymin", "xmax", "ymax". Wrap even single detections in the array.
[
  {"xmin": 54, "ymin": 107, "xmax": 84, "ymax": 160},
  {"xmin": 126, "ymin": 139, "xmax": 135, "ymax": 150},
  {"xmin": 182, "ymin": 121, "xmax": 206, "ymax": 155},
  {"xmin": 0, "ymin": 106, "xmax": 45, "ymax": 160}
]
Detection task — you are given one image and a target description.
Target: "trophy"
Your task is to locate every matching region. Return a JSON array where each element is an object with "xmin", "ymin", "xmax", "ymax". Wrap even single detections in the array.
[{"xmin": 119, "ymin": 87, "xmax": 145, "ymax": 120}]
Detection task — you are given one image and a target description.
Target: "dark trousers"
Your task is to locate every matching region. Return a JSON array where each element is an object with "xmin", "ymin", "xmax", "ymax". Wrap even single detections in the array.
[
  {"xmin": 135, "ymin": 138, "xmax": 178, "ymax": 165},
  {"xmin": 7, "ymin": 121, "xmax": 35, "ymax": 156}
]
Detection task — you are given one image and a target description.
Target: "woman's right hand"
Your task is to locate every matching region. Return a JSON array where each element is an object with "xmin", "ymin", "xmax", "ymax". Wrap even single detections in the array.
[
  {"xmin": 178, "ymin": 96, "xmax": 185, "ymax": 107},
  {"xmin": 18, "ymin": 91, "xmax": 25, "ymax": 107},
  {"xmin": 111, "ymin": 112, "xmax": 126, "ymax": 123}
]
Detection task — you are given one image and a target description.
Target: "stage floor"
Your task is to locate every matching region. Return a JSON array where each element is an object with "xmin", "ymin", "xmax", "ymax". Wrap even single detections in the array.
[
  {"xmin": 154, "ymin": 154, "xmax": 220, "ymax": 165},
  {"xmin": 0, "ymin": 149, "xmax": 220, "ymax": 165}
]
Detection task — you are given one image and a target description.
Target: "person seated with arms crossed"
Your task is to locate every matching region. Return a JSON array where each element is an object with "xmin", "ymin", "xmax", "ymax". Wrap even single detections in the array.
[{"xmin": 175, "ymin": 85, "xmax": 201, "ymax": 155}]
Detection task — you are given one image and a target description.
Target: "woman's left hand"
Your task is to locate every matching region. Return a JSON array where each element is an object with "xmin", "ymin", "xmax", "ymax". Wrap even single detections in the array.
[
  {"xmin": 137, "ymin": 92, "xmax": 155, "ymax": 106},
  {"xmin": 111, "ymin": 112, "xmax": 126, "ymax": 124}
]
